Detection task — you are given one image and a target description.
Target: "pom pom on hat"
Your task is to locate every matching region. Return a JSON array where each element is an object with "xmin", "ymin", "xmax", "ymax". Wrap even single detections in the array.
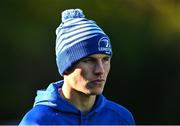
[
  {"xmin": 61, "ymin": 9, "xmax": 85, "ymax": 22},
  {"xmin": 55, "ymin": 8, "xmax": 112, "ymax": 76}
]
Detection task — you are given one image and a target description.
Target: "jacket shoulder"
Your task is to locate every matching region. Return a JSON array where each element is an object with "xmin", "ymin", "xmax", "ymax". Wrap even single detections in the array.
[
  {"xmin": 19, "ymin": 105, "xmax": 56, "ymax": 125},
  {"xmin": 104, "ymin": 99, "xmax": 135, "ymax": 124}
]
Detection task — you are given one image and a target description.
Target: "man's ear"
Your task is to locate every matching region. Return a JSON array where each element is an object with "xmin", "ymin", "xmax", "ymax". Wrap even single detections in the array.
[{"xmin": 63, "ymin": 66, "xmax": 75, "ymax": 75}]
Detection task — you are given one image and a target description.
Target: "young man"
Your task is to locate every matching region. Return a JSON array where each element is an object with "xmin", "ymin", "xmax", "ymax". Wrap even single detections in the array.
[{"xmin": 19, "ymin": 8, "xmax": 135, "ymax": 125}]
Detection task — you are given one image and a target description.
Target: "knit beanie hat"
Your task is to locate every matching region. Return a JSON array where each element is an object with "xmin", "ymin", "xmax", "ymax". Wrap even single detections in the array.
[{"xmin": 56, "ymin": 8, "xmax": 112, "ymax": 76}]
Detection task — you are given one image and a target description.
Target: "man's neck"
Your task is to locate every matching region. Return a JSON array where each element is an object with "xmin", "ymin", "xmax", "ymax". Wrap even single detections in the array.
[{"xmin": 59, "ymin": 83, "xmax": 96, "ymax": 114}]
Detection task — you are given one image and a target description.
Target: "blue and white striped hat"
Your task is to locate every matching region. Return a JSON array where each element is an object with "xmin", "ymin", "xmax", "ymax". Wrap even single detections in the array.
[{"xmin": 56, "ymin": 8, "xmax": 112, "ymax": 76}]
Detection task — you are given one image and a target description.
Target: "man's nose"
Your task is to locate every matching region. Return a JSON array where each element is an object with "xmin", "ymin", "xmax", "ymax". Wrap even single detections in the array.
[{"xmin": 94, "ymin": 60, "xmax": 105, "ymax": 75}]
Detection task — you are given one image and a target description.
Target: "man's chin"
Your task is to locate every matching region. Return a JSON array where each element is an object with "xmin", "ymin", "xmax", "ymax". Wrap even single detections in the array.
[{"xmin": 89, "ymin": 89, "xmax": 104, "ymax": 95}]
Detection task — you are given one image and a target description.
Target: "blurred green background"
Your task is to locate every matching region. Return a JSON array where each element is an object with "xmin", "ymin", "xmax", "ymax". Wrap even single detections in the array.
[{"xmin": 1, "ymin": 0, "xmax": 180, "ymax": 124}]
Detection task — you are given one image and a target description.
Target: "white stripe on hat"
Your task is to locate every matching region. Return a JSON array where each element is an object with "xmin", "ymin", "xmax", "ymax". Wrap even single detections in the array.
[
  {"xmin": 56, "ymin": 34, "xmax": 98, "ymax": 55},
  {"xmin": 56, "ymin": 23, "xmax": 98, "ymax": 40},
  {"xmin": 56, "ymin": 23, "xmax": 98, "ymax": 44},
  {"xmin": 56, "ymin": 19, "xmax": 98, "ymax": 38},
  {"xmin": 56, "ymin": 26, "xmax": 103, "ymax": 51},
  {"xmin": 56, "ymin": 29, "xmax": 105, "ymax": 54},
  {"xmin": 62, "ymin": 18, "xmax": 86, "ymax": 27},
  {"xmin": 56, "ymin": 19, "xmax": 86, "ymax": 36}
]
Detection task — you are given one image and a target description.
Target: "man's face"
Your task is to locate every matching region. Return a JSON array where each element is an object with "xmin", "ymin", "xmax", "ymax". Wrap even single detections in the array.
[{"xmin": 64, "ymin": 54, "xmax": 111, "ymax": 95}]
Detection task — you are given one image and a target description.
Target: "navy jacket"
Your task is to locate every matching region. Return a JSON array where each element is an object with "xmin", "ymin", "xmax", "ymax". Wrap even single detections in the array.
[{"xmin": 19, "ymin": 80, "xmax": 135, "ymax": 125}]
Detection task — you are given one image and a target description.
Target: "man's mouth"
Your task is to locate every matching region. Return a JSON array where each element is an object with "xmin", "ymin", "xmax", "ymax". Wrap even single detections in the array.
[{"xmin": 91, "ymin": 79, "xmax": 105, "ymax": 84}]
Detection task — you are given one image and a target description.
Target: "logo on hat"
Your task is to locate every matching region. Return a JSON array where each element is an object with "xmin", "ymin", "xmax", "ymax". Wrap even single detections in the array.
[{"xmin": 98, "ymin": 37, "xmax": 111, "ymax": 54}]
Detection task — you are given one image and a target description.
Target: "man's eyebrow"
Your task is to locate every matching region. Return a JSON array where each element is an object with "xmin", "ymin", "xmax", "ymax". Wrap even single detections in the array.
[
  {"xmin": 84, "ymin": 57, "xmax": 95, "ymax": 60},
  {"xmin": 104, "ymin": 55, "xmax": 111, "ymax": 58}
]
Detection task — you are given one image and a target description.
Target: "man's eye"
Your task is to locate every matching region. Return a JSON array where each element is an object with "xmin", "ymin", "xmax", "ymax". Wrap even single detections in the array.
[{"xmin": 103, "ymin": 57, "xmax": 110, "ymax": 62}]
